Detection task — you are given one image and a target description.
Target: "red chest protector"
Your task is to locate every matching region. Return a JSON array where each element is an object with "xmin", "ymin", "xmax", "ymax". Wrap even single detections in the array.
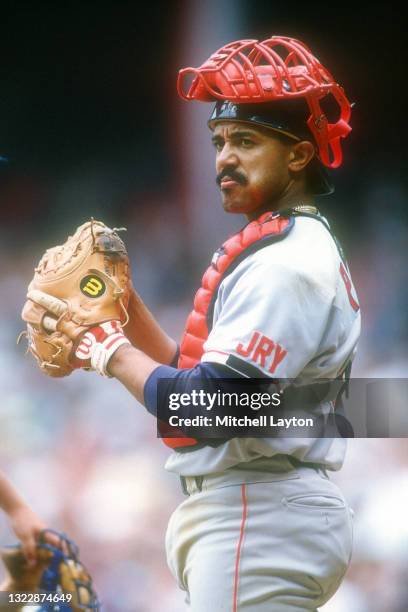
[{"xmin": 162, "ymin": 210, "xmax": 294, "ymax": 450}]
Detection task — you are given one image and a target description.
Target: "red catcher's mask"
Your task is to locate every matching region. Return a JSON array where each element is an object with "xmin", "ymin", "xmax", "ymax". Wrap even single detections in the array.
[{"xmin": 177, "ymin": 36, "xmax": 352, "ymax": 169}]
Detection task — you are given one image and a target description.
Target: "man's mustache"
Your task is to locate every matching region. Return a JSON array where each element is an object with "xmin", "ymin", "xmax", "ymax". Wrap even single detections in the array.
[{"xmin": 216, "ymin": 168, "xmax": 247, "ymax": 187}]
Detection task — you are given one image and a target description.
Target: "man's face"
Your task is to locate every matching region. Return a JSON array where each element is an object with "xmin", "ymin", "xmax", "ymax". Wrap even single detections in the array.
[{"xmin": 212, "ymin": 121, "xmax": 293, "ymax": 216}]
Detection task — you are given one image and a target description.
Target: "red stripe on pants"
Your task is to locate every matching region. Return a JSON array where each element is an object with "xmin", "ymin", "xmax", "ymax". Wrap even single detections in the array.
[{"xmin": 233, "ymin": 484, "xmax": 248, "ymax": 612}]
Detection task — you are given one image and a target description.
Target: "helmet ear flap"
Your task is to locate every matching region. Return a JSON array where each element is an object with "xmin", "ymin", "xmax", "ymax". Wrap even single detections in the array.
[{"xmin": 306, "ymin": 88, "xmax": 352, "ymax": 168}]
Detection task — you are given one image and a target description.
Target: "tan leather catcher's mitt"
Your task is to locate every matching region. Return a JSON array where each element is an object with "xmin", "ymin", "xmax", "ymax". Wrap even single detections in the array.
[{"xmin": 21, "ymin": 219, "xmax": 130, "ymax": 377}]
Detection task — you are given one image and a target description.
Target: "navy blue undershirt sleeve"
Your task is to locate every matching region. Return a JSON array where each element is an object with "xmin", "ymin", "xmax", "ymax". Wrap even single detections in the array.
[{"xmin": 143, "ymin": 361, "xmax": 242, "ymax": 418}]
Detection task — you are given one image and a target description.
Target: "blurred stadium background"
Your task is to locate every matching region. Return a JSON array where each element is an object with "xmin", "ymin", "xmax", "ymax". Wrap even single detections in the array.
[{"xmin": 0, "ymin": 2, "xmax": 407, "ymax": 610}]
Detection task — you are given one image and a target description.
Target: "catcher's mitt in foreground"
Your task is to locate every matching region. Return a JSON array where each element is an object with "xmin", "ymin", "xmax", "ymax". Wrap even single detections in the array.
[
  {"xmin": 0, "ymin": 530, "xmax": 100, "ymax": 611},
  {"xmin": 21, "ymin": 219, "xmax": 131, "ymax": 377}
]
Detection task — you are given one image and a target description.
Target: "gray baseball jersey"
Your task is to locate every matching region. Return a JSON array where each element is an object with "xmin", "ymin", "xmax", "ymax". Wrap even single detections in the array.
[{"xmin": 165, "ymin": 214, "xmax": 361, "ymax": 476}]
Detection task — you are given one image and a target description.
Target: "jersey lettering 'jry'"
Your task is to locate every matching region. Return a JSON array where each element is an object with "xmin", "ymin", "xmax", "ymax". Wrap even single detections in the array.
[
  {"xmin": 236, "ymin": 331, "xmax": 288, "ymax": 373},
  {"xmin": 166, "ymin": 213, "xmax": 361, "ymax": 476}
]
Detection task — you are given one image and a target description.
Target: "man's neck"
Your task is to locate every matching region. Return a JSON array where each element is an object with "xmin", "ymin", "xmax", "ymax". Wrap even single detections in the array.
[{"xmin": 246, "ymin": 189, "xmax": 315, "ymax": 222}]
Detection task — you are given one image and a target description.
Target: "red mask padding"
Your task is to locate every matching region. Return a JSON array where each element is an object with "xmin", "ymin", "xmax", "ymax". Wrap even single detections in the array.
[{"xmin": 177, "ymin": 36, "xmax": 352, "ymax": 169}]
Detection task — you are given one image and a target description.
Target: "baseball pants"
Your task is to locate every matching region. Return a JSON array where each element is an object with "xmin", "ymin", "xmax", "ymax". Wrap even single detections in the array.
[{"xmin": 166, "ymin": 457, "xmax": 353, "ymax": 611}]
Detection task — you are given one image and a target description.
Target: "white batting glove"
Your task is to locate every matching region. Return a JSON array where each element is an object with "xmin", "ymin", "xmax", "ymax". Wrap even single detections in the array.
[{"xmin": 73, "ymin": 321, "xmax": 130, "ymax": 377}]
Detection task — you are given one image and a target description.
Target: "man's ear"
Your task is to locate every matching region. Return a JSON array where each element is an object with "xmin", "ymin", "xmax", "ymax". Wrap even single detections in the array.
[{"xmin": 288, "ymin": 141, "xmax": 316, "ymax": 173}]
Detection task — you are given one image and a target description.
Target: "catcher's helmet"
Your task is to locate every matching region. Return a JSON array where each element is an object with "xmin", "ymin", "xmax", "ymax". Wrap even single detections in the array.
[{"xmin": 178, "ymin": 36, "xmax": 352, "ymax": 195}]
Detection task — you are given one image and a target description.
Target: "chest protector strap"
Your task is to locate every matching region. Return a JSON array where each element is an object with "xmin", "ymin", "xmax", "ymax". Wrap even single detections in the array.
[{"xmin": 162, "ymin": 210, "xmax": 294, "ymax": 450}]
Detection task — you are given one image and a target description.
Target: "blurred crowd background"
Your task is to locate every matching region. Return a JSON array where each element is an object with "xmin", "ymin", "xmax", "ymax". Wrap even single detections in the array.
[{"xmin": 0, "ymin": 2, "xmax": 407, "ymax": 610}]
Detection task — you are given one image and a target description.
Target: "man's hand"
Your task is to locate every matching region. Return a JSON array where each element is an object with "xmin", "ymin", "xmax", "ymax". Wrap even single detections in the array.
[
  {"xmin": 72, "ymin": 320, "xmax": 131, "ymax": 376},
  {"xmin": 8, "ymin": 505, "xmax": 60, "ymax": 567},
  {"xmin": 1, "ymin": 530, "xmax": 100, "ymax": 610},
  {"xmin": 0, "ymin": 471, "xmax": 62, "ymax": 567}
]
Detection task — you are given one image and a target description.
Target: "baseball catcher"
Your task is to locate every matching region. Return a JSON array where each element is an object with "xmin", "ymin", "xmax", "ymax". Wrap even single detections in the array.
[
  {"xmin": 22, "ymin": 35, "xmax": 361, "ymax": 610},
  {"xmin": 0, "ymin": 530, "xmax": 99, "ymax": 611}
]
